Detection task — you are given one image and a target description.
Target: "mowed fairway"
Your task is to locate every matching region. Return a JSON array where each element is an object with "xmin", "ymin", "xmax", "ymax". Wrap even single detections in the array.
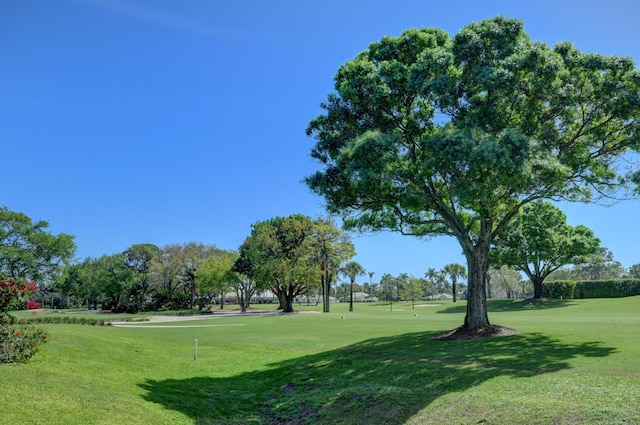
[{"xmin": 1, "ymin": 298, "xmax": 639, "ymax": 424}]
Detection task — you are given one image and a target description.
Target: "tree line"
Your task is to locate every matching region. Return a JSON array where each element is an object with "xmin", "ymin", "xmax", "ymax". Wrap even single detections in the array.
[
  {"xmin": 2, "ymin": 203, "xmax": 639, "ymax": 315},
  {"xmin": 47, "ymin": 215, "xmax": 359, "ymax": 313}
]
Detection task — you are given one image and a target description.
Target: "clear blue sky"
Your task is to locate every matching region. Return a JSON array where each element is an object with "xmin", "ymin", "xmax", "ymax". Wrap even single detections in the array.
[{"xmin": 2, "ymin": 0, "xmax": 640, "ymax": 282}]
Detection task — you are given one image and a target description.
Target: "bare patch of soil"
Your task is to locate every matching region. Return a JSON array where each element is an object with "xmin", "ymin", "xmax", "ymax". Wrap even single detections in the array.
[{"xmin": 430, "ymin": 325, "xmax": 517, "ymax": 341}]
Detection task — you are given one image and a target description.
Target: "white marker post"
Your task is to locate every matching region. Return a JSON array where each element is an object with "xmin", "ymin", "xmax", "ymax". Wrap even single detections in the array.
[{"xmin": 194, "ymin": 339, "xmax": 198, "ymax": 361}]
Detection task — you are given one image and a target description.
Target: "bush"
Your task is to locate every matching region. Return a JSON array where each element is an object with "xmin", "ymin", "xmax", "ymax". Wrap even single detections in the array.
[
  {"xmin": 0, "ymin": 280, "xmax": 37, "ymax": 311},
  {"xmin": 1, "ymin": 280, "xmax": 48, "ymax": 363},
  {"xmin": 151, "ymin": 290, "xmax": 191, "ymax": 311},
  {"xmin": 1, "ymin": 315, "xmax": 48, "ymax": 363}
]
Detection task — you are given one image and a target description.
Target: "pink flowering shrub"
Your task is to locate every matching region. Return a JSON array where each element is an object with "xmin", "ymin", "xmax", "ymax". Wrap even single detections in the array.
[
  {"xmin": 0, "ymin": 280, "xmax": 38, "ymax": 312},
  {"xmin": 0, "ymin": 321, "xmax": 48, "ymax": 363},
  {"xmin": 26, "ymin": 300, "xmax": 41, "ymax": 309},
  {"xmin": 0, "ymin": 280, "xmax": 48, "ymax": 364}
]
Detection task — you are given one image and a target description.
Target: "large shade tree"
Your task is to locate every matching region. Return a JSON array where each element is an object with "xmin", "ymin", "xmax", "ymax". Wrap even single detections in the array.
[
  {"xmin": 238, "ymin": 214, "xmax": 318, "ymax": 313},
  {"xmin": 0, "ymin": 206, "xmax": 76, "ymax": 283},
  {"xmin": 305, "ymin": 16, "xmax": 640, "ymax": 332},
  {"xmin": 490, "ymin": 201, "xmax": 601, "ymax": 299}
]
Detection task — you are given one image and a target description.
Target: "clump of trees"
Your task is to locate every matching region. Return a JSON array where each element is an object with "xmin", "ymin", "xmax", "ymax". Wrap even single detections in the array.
[
  {"xmin": 235, "ymin": 215, "xmax": 355, "ymax": 313},
  {"xmin": 52, "ymin": 215, "xmax": 356, "ymax": 314},
  {"xmin": 379, "ymin": 273, "xmax": 433, "ymax": 307},
  {"xmin": 59, "ymin": 242, "xmax": 238, "ymax": 313},
  {"xmin": 376, "ymin": 265, "xmax": 468, "ymax": 305},
  {"xmin": 549, "ymin": 248, "xmax": 628, "ymax": 281}
]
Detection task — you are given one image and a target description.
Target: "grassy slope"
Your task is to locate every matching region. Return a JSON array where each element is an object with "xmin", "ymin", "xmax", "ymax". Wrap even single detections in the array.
[{"xmin": 1, "ymin": 298, "xmax": 639, "ymax": 424}]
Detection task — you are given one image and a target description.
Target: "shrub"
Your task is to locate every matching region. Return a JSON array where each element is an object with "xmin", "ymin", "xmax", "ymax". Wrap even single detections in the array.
[
  {"xmin": 151, "ymin": 290, "xmax": 191, "ymax": 311},
  {"xmin": 0, "ymin": 280, "xmax": 37, "ymax": 311},
  {"xmin": 17, "ymin": 316, "xmax": 110, "ymax": 326},
  {"xmin": 26, "ymin": 300, "xmax": 41, "ymax": 309},
  {"xmin": 1, "ymin": 280, "xmax": 48, "ymax": 363},
  {"xmin": 1, "ymin": 315, "xmax": 48, "ymax": 363}
]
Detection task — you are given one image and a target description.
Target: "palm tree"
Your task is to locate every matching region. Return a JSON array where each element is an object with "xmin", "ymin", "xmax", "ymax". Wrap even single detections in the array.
[
  {"xmin": 443, "ymin": 263, "xmax": 467, "ymax": 303},
  {"xmin": 425, "ymin": 268, "xmax": 445, "ymax": 300},
  {"xmin": 341, "ymin": 261, "xmax": 365, "ymax": 312},
  {"xmin": 130, "ymin": 275, "xmax": 154, "ymax": 312}
]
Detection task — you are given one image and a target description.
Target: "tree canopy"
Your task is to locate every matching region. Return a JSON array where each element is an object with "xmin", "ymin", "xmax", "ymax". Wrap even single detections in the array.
[
  {"xmin": 306, "ymin": 16, "xmax": 640, "ymax": 331},
  {"xmin": 0, "ymin": 206, "xmax": 76, "ymax": 283},
  {"xmin": 237, "ymin": 214, "xmax": 318, "ymax": 313},
  {"xmin": 196, "ymin": 249, "xmax": 238, "ymax": 310}
]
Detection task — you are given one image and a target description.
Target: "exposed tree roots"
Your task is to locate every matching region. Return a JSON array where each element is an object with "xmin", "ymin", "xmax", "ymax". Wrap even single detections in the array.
[{"xmin": 430, "ymin": 325, "xmax": 517, "ymax": 341}]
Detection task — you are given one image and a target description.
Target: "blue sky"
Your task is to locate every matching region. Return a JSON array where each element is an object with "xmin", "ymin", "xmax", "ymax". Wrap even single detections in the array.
[{"xmin": 2, "ymin": 0, "xmax": 640, "ymax": 282}]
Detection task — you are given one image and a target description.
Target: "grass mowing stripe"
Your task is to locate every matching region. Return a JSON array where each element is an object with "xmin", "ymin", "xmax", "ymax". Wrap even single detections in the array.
[{"xmin": 113, "ymin": 323, "xmax": 246, "ymax": 328}]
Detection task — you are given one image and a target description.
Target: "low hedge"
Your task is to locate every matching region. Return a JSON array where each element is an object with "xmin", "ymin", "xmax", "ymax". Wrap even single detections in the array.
[
  {"xmin": 541, "ymin": 280, "xmax": 576, "ymax": 299},
  {"xmin": 543, "ymin": 279, "xmax": 640, "ymax": 299},
  {"xmin": 16, "ymin": 316, "xmax": 111, "ymax": 326}
]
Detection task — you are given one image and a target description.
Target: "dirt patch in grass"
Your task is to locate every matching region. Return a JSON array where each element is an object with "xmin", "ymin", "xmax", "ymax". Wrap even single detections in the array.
[{"xmin": 430, "ymin": 325, "xmax": 518, "ymax": 341}]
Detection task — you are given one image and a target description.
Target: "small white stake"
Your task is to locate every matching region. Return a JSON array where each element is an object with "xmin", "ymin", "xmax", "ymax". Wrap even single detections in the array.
[{"xmin": 194, "ymin": 339, "xmax": 198, "ymax": 361}]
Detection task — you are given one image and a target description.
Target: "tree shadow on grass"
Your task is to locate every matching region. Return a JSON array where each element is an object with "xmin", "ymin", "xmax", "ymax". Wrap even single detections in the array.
[
  {"xmin": 437, "ymin": 298, "xmax": 576, "ymax": 314},
  {"xmin": 139, "ymin": 331, "xmax": 615, "ymax": 425}
]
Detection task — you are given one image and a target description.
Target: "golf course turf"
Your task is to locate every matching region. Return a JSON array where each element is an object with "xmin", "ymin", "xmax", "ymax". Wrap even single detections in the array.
[{"xmin": 1, "ymin": 297, "xmax": 639, "ymax": 424}]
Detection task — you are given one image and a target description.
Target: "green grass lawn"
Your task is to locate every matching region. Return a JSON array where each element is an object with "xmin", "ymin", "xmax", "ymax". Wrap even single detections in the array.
[{"xmin": 2, "ymin": 298, "xmax": 639, "ymax": 424}]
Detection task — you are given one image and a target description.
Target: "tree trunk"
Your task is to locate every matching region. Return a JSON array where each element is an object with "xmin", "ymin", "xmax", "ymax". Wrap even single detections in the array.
[
  {"xmin": 452, "ymin": 279, "xmax": 458, "ymax": 303},
  {"xmin": 242, "ymin": 286, "xmax": 253, "ymax": 311},
  {"xmin": 349, "ymin": 280, "xmax": 354, "ymax": 312},
  {"xmin": 239, "ymin": 291, "xmax": 246, "ymax": 312},
  {"xmin": 276, "ymin": 291, "xmax": 285, "ymax": 310},
  {"xmin": 272, "ymin": 285, "xmax": 295, "ymax": 312},
  {"xmin": 280, "ymin": 291, "xmax": 294, "ymax": 313},
  {"xmin": 463, "ymin": 243, "xmax": 491, "ymax": 330},
  {"xmin": 320, "ymin": 272, "xmax": 326, "ymax": 310},
  {"xmin": 532, "ymin": 277, "xmax": 543, "ymax": 299},
  {"xmin": 325, "ymin": 280, "xmax": 331, "ymax": 313},
  {"xmin": 321, "ymin": 270, "xmax": 331, "ymax": 313}
]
